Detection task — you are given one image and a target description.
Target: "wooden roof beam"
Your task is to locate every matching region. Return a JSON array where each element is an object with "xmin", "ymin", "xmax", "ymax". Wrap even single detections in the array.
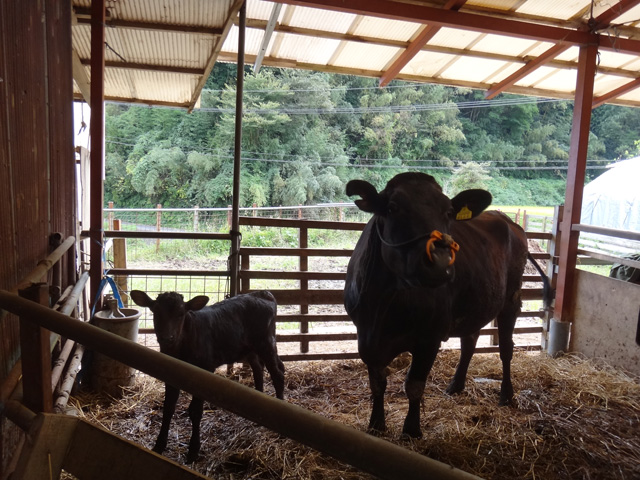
[
  {"xmin": 283, "ymin": 0, "xmax": 589, "ymax": 45},
  {"xmin": 80, "ymin": 58, "xmax": 203, "ymax": 75},
  {"xmin": 379, "ymin": 0, "xmax": 467, "ymax": 87},
  {"xmin": 283, "ymin": 0, "xmax": 640, "ymax": 55}
]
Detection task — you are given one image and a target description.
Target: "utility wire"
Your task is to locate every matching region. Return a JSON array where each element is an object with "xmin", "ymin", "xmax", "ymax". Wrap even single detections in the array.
[{"xmin": 196, "ymin": 96, "xmax": 567, "ymax": 115}]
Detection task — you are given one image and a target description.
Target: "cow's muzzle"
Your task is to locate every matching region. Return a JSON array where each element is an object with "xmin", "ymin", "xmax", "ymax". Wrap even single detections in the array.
[{"xmin": 426, "ymin": 230, "xmax": 459, "ymax": 266}]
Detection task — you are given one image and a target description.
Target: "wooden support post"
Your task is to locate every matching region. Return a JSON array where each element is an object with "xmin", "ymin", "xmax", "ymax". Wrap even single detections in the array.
[
  {"xmin": 108, "ymin": 201, "xmax": 114, "ymax": 230},
  {"xmin": 299, "ymin": 226, "xmax": 309, "ymax": 353},
  {"xmin": 240, "ymin": 252, "xmax": 250, "ymax": 294},
  {"xmin": 554, "ymin": 43, "xmax": 598, "ymax": 327},
  {"xmin": 193, "ymin": 205, "xmax": 199, "ymax": 232},
  {"xmin": 89, "ymin": 0, "xmax": 106, "ymax": 310},
  {"xmin": 112, "ymin": 219, "xmax": 128, "ymax": 305},
  {"xmin": 19, "ymin": 283, "xmax": 53, "ymax": 413}
]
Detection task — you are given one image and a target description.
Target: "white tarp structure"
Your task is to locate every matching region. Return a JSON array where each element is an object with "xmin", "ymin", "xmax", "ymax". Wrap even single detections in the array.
[{"xmin": 580, "ymin": 157, "xmax": 640, "ymax": 232}]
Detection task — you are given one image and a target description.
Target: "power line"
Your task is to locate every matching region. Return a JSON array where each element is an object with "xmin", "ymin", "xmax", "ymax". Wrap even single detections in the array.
[
  {"xmin": 201, "ymin": 81, "xmax": 435, "ymax": 95},
  {"xmin": 195, "ymin": 96, "xmax": 568, "ymax": 115},
  {"xmin": 104, "ymin": 139, "xmax": 612, "ymax": 171}
]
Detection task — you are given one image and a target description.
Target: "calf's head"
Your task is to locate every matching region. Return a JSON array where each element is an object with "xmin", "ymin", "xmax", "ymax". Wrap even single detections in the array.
[
  {"xmin": 130, "ymin": 290, "xmax": 209, "ymax": 355},
  {"xmin": 347, "ymin": 172, "xmax": 491, "ymax": 288}
]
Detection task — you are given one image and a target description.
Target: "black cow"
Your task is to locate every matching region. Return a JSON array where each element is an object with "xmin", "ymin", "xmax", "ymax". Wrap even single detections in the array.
[
  {"xmin": 344, "ymin": 172, "xmax": 549, "ymax": 438},
  {"xmin": 130, "ymin": 289, "xmax": 285, "ymax": 463}
]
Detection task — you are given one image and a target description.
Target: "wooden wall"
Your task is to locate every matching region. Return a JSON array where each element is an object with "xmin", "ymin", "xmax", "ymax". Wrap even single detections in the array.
[
  {"xmin": 571, "ymin": 270, "xmax": 640, "ymax": 376},
  {"xmin": 0, "ymin": 0, "xmax": 75, "ymax": 473}
]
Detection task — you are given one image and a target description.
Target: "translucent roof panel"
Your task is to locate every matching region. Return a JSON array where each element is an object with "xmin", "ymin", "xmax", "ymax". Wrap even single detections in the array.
[
  {"xmin": 352, "ymin": 16, "xmax": 421, "ymax": 42},
  {"xmin": 439, "ymin": 56, "xmax": 512, "ymax": 84},
  {"xmin": 70, "ymin": 0, "xmax": 640, "ymax": 109},
  {"xmin": 332, "ymin": 42, "xmax": 400, "ymax": 71},
  {"xmin": 287, "ymin": 5, "xmax": 357, "ymax": 33}
]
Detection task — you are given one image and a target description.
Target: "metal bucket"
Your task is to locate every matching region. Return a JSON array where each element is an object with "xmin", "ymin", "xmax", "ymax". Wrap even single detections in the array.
[{"xmin": 90, "ymin": 307, "xmax": 141, "ymax": 397}]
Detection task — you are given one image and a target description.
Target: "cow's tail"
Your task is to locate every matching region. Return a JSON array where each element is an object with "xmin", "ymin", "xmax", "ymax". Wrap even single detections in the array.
[{"xmin": 527, "ymin": 253, "xmax": 554, "ymax": 309}]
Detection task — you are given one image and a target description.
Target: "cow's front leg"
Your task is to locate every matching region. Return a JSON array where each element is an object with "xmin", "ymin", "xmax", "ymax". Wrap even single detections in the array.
[
  {"xmin": 367, "ymin": 365, "xmax": 389, "ymax": 434},
  {"xmin": 186, "ymin": 397, "xmax": 204, "ymax": 463},
  {"xmin": 154, "ymin": 384, "xmax": 180, "ymax": 455},
  {"xmin": 403, "ymin": 344, "xmax": 440, "ymax": 438}
]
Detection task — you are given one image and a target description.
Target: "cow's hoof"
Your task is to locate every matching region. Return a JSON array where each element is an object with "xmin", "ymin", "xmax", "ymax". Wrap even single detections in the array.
[
  {"xmin": 445, "ymin": 380, "xmax": 465, "ymax": 396},
  {"xmin": 185, "ymin": 451, "xmax": 200, "ymax": 464},
  {"xmin": 400, "ymin": 427, "xmax": 423, "ymax": 440},
  {"xmin": 498, "ymin": 396, "xmax": 513, "ymax": 407},
  {"xmin": 367, "ymin": 420, "xmax": 386, "ymax": 436}
]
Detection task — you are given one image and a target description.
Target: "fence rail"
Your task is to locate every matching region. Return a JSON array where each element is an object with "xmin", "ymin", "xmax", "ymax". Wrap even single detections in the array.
[{"xmin": 237, "ymin": 216, "xmax": 551, "ymax": 360}]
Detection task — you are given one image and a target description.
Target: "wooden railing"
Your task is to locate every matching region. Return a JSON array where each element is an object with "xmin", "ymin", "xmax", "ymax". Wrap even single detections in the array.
[{"xmin": 239, "ymin": 217, "xmax": 553, "ymax": 361}]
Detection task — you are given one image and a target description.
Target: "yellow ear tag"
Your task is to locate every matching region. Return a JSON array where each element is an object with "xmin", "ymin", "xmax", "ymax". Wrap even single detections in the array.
[{"xmin": 456, "ymin": 205, "xmax": 473, "ymax": 220}]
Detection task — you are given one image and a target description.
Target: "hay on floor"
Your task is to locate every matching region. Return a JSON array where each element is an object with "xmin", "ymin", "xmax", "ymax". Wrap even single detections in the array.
[{"xmin": 69, "ymin": 351, "xmax": 640, "ymax": 480}]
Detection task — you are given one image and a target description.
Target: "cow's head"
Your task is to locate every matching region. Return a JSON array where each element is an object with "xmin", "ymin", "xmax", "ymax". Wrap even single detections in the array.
[
  {"xmin": 346, "ymin": 172, "xmax": 491, "ymax": 288},
  {"xmin": 130, "ymin": 290, "xmax": 209, "ymax": 356}
]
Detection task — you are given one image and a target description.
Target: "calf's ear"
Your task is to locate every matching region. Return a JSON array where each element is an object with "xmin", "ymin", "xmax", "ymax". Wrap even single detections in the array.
[
  {"xmin": 346, "ymin": 180, "xmax": 385, "ymax": 214},
  {"xmin": 186, "ymin": 295, "xmax": 210, "ymax": 312},
  {"xmin": 130, "ymin": 290, "xmax": 155, "ymax": 308},
  {"xmin": 450, "ymin": 189, "xmax": 492, "ymax": 221}
]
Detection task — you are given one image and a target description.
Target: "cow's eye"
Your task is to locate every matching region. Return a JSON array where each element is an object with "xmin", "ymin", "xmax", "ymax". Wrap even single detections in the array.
[
  {"xmin": 387, "ymin": 202, "xmax": 398, "ymax": 214},
  {"xmin": 447, "ymin": 208, "xmax": 455, "ymax": 219}
]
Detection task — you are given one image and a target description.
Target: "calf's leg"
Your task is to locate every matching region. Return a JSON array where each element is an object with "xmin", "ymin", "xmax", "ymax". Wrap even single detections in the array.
[
  {"xmin": 246, "ymin": 353, "xmax": 265, "ymax": 392},
  {"xmin": 154, "ymin": 384, "xmax": 179, "ymax": 455},
  {"xmin": 264, "ymin": 355, "xmax": 286, "ymax": 400},
  {"xmin": 367, "ymin": 365, "xmax": 388, "ymax": 434},
  {"xmin": 186, "ymin": 397, "xmax": 204, "ymax": 463},
  {"xmin": 445, "ymin": 331, "xmax": 480, "ymax": 396}
]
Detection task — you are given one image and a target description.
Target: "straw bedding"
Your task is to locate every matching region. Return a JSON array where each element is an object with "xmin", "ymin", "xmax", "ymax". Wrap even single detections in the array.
[{"xmin": 69, "ymin": 350, "xmax": 640, "ymax": 479}]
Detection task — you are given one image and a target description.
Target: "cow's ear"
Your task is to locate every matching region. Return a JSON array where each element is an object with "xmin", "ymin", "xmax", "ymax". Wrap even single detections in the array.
[
  {"xmin": 186, "ymin": 295, "xmax": 209, "ymax": 311},
  {"xmin": 346, "ymin": 180, "xmax": 385, "ymax": 213},
  {"xmin": 130, "ymin": 290, "xmax": 156, "ymax": 309},
  {"xmin": 450, "ymin": 189, "xmax": 492, "ymax": 221}
]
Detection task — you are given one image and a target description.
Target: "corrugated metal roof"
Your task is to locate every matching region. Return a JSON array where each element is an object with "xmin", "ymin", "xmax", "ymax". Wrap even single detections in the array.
[{"xmin": 71, "ymin": 0, "xmax": 640, "ymax": 110}]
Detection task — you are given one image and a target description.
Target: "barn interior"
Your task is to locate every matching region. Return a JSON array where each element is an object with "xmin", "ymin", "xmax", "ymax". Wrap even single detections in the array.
[{"xmin": 1, "ymin": 1, "xmax": 640, "ymax": 479}]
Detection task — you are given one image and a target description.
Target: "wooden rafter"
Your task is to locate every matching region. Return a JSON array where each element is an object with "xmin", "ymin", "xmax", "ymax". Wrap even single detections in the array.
[
  {"xmin": 485, "ymin": 0, "xmax": 640, "ymax": 99},
  {"xmin": 485, "ymin": 44, "xmax": 569, "ymax": 99},
  {"xmin": 254, "ymin": 2, "xmax": 282, "ymax": 73},
  {"xmin": 593, "ymin": 77, "xmax": 640, "ymax": 108},
  {"xmin": 72, "ymin": 49, "xmax": 91, "ymax": 104},
  {"xmin": 592, "ymin": 0, "xmax": 640, "ymax": 30},
  {"xmin": 379, "ymin": 0, "xmax": 467, "ymax": 87},
  {"xmin": 187, "ymin": 0, "xmax": 245, "ymax": 112}
]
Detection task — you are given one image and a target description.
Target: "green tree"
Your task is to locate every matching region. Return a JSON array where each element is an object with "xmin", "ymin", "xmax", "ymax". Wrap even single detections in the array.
[{"xmin": 446, "ymin": 161, "xmax": 492, "ymax": 196}]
